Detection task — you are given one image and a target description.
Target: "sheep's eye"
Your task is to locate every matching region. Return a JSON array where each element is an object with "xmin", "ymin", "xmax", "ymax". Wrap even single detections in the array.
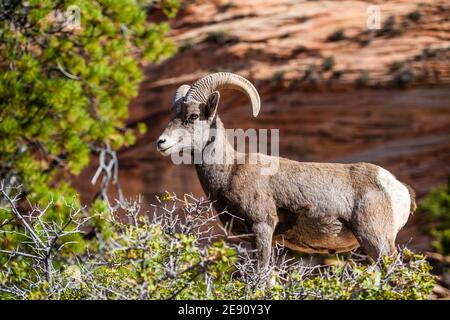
[{"xmin": 188, "ymin": 114, "xmax": 199, "ymax": 121}]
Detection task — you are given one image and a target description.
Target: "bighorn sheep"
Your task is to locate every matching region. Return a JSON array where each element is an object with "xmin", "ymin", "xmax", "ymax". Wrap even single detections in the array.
[{"xmin": 157, "ymin": 72, "xmax": 416, "ymax": 270}]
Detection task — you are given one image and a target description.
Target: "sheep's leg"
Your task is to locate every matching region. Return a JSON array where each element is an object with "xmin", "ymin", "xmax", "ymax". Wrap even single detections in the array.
[
  {"xmin": 352, "ymin": 230, "xmax": 397, "ymax": 261},
  {"xmin": 252, "ymin": 222, "xmax": 274, "ymax": 273},
  {"xmin": 351, "ymin": 192, "xmax": 397, "ymax": 260}
]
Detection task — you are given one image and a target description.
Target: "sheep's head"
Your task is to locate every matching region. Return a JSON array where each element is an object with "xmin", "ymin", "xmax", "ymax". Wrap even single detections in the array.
[
  {"xmin": 156, "ymin": 91, "xmax": 220, "ymax": 156},
  {"xmin": 156, "ymin": 72, "xmax": 260, "ymax": 157}
]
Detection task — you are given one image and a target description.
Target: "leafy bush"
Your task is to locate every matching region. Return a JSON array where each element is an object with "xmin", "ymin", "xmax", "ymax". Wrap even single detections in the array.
[
  {"xmin": 0, "ymin": 187, "xmax": 435, "ymax": 300},
  {"xmin": 0, "ymin": 0, "xmax": 178, "ymax": 214},
  {"xmin": 0, "ymin": 1, "xmax": 179, "ymax": 273},
  {"xmin": 419, "ymin": 179, "xmax": 450, "ymax": 255}
]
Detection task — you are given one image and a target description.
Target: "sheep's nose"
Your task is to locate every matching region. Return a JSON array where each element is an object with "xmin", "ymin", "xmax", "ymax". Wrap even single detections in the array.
[{"xmin": 157, "ymin": 138, "xmax": 166, "ymax": 148}]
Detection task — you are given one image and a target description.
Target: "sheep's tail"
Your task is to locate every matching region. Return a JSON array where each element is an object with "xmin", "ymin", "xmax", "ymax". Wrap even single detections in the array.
[{"xmin": 402, "ymin": 183, "xmax": 417, "ymax": 215}]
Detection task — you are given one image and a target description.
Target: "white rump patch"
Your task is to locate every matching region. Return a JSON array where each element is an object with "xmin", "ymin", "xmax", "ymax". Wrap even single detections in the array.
[{"xmin": 377, "ymin": 167, "xmax": 411, "ymax": 233}]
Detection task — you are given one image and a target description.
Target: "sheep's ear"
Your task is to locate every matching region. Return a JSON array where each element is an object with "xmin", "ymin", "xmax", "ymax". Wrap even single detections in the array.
[{"xmin": 205, "ymin": 91, "xmax": 220, "ymax": 120}]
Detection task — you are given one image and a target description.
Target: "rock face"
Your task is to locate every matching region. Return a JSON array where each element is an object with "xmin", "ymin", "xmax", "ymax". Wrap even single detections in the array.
[{"xmin": 76, "ymin": 0, "xmax": 450, "ymax": 206}]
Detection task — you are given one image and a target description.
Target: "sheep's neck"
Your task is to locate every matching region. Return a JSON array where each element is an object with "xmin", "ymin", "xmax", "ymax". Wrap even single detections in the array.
[{"xmin": 195, "ymin": 117, "xmax": 237, "ymax": 198}]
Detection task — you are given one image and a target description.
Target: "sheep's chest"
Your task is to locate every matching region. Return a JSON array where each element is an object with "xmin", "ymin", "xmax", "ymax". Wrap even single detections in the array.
[{"xmin": 273, "ymin": 211, "xmax": 359, "ymax": 254}]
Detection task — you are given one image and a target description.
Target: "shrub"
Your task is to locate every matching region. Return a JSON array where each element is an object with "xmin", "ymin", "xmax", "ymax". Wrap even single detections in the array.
[
  {"xmin": 270, "ymin": 70, "xmax": 285, "ymax": 88},
  {"xmin": 290, "ymin": 249, "xmax": 434, "ymax": 300},
  {"xmin": 393, "ymin": 68, "xmax": 414, "ymax": 88},
  {"xmin": 382, "ymin": 16, "xmax": 396, "ymax": 33},
  {"xmin": 419, "ymin": 179, "xmax": 450, "ymax": 255},
  {"xmin": 205, "ymin": 31, "xmax": 240, "ymax": 45},
  {"xmin": 0, "ymin": 0, "xmax": 178, "ymax": 216},
  {"xmin": 0, "ymin": 188, "xmax": 435, "ymax": 300},
  {"xmin": 407, "ymin": 11, "xmax": 422, "ymax": 23},
  {"xmin": 378, "ymin": 15, "xmax": 408, "ymax": 37},
  {"xmin": 219, "ymin": 2, "xmax": 235, "ymax": 12},
  {"xmin": 302, "ymin": 64, "xmax": 320, "ymax": 86},
  {"xmin": 388, "ymin": 61, "xmax": 414, "ymax": 88},
  {"xmin": 322, "ymin": 57, "xmax": 335, "ymax": 72},
  {"xmin": 327, "ymin": 29, "xmax": 345, "ymax": 42}
]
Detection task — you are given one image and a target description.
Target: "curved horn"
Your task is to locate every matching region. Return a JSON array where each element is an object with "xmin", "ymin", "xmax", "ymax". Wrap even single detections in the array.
[
  {"xmin": 173, "ymin": 84, "xmax": 191, "ymax": 105},
  {"xmin": 185, "ymin": 72, "xmax": 261, "ymax": 117}
]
